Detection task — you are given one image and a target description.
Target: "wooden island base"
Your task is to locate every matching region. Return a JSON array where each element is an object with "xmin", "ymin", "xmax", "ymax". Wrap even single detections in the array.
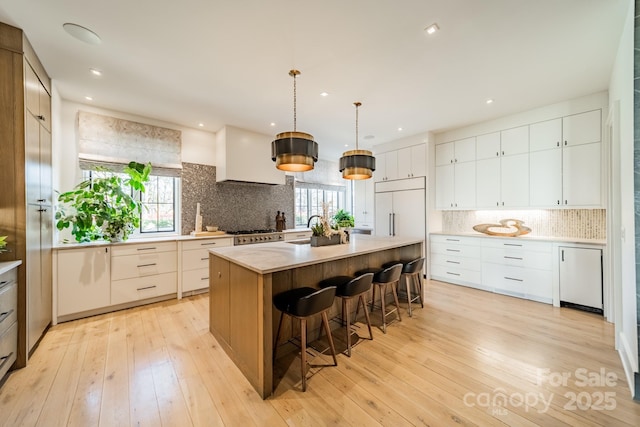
[{"xmin": 208, "ymin": 236, "xmax": 423, "ymax": 398}]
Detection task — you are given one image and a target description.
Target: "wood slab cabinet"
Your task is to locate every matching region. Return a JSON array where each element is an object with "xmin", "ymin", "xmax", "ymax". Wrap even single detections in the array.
[{"xmin": 0, "ymin": 22, "xmax": 52, "ymax": 368}]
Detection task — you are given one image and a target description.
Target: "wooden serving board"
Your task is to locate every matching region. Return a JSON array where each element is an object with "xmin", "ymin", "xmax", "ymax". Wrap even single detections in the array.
[{"xmin": 189, "ymin": 231, "xmax": 227, "ymax": 237}]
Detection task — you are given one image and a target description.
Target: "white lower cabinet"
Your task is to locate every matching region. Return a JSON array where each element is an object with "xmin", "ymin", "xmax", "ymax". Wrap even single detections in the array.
[
  {"xmin": 57, "ymin": 246, "xmax": 111, "ymax": 316},
  {"xmin": 111, "ymin": 272, "xmax": 177, "ymax": 305},
  {"xmin": 430, "ymin": 234, "xmax": 553, "ymax": 304},
  {"xmin": 180, "ymin": 238, "xmax": 233, "ymax": 293}
]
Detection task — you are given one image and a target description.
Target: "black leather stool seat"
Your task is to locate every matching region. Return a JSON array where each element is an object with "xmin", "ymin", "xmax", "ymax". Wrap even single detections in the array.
[
  {"xmin": 273, "ymin": 286, "xmax": 336, "ymax": 317},
  {"xmin": 355, "ymin": 267, "xmax": 383, "ymax": 277},
  {"xmin": 319, "ymin": 273, "xmax": 374, "ymax": 356},
  {"xmin": 272, "ymin": 285, "xmax": 338, "ymax": 391}
]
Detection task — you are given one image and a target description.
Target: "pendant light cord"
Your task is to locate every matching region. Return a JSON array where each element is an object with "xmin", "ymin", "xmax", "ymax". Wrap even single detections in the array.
[
  {"xmin": 290, "ymin": 70, "xmax": 300, "ymax": 132},
  {"xmin": 354, "ymin": 102, "xmax": 362, "ymax": 150}
]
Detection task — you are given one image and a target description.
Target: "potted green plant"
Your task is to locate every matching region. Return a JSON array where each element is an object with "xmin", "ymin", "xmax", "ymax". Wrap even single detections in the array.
[
  {"xmin": 309, "ymin": 205, "xmax": 342, "ymax": 247},
  {"xmin": 0, "ymin": 236, "xmax": 7, "ymax": 253},
  {"xmin": 55, "ymin": 161, "xmax": 152, "ymax": 243},
  {"xmin": 332, "ymin": 209, "xmax": 354, "ymax": 228}
]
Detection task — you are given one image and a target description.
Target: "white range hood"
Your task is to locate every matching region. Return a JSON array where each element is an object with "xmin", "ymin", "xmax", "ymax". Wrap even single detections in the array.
[{"xmin": 215, "ymin": 125, "xmax": 286, "ymax": 185}]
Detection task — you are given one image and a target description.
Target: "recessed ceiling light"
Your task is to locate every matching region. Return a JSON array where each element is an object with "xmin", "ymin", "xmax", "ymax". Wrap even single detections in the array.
[
  {"xmin": 398, "ymin": 127, "xmax": 403, "ymax": 132},
  {"xmin": 85, "ymin": 96, "xmax": 93, "ymax": 101},
  {"xmin": 89, "ymin": 68, "xmax": 102, "ymax": 76},
  {"xmin": 198, "ymin": 123, "xmax": 204, "ymax": 127},
  {"xmin": 344, "ymin": 144, "xmax": 349, "ymax": 147},
  {"xmin": 320, "ymin": 92, "xmax": 329, "ymax": 97},
  {"xmin": 63, "ymin": 23, "xmax": 102, "ymax": 45},
  {"xmin": 270, "ymin": 122, "xmax": 276, "ymax": 127},
  {"xmin": 424, "ymin": 23, "xmax": 439, "ymax": 35},
  {"xmin": 486, "ymin": 98, "xmax": 494, "ymax": 104}
]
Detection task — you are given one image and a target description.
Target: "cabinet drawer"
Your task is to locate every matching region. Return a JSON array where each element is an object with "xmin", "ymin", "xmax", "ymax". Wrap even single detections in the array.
[
  {"xmin": 111, "ymin": 272, "xmax": 177, "ymax": 305},
  {"xmin": 182, "ymin": 268, "xmax": 210, "ymax": 293},
  {"xmin": 430, "ymin": 253, "xmax": 481, "ymax": 272},
  {"xmin": 181, "ymin": 238, "xmax": 232, "ymax": 251},
  {"xmin": 431, "ymin": 242, "xmax": 481, "ymax": 258},
  {"xmin": 431, "ymin": 264, "xmax": 481, "ymax": 285},
  {"xmin": 0, "ymin": 281, "xmax": 18, "ymax": 337},
  {"xmin": 285, "ymin": 231, "xmax": 313, "ymax": 241},
  {"xmin": 0, "ymin": 322, "xmax": 17, "ymax": 380},
  {"xmin": 484, "ymin": 264, "xmax": 526, "ymax": 296},
  {"xmin": 182, "ymin": 249, "xmax": 210, "ymax": 271},
  {"xmin": 430, "ymin": 235, "xmax": 480, "ymax": 246},
  {"xmin": 111, "ymin": 251, "xmax": 177, "ymax": 281},
  {"xmin": 482, "ymin": 247, "xmax": 552, "ymax": 270},
  {"xmin": 111, "ymin": 241, "xmax": 176, "ymax": 257},
  {"xmin": 525, "ymin": 269, "xmax": 553, "ymax": 303},
  {"xmin": 482, "ymin": 238, "xmax": 552, "ymax": 253}
]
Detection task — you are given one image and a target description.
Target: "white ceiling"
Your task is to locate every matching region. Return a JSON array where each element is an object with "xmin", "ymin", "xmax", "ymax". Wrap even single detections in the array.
[{"xmin": 0, "ymin": 0, "xmax": 630, "ymax": 160}]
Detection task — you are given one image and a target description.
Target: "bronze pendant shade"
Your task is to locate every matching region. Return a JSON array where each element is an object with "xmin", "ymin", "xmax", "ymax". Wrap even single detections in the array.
[
  {"xmin": 271, "ymin": 70, "xmax": 318, "ymax": 172},
  {"xmin": 339, "ymin": 102, "xmax": 375, "ymax": 179}
]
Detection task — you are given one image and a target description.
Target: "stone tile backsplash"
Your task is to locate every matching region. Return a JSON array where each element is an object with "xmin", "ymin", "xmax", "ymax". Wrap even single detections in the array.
[
  {"xmin": 442, "ymin": 209, "xmax": 606, "ymax": 239},
  {"xmin": 181, "ymin": 162, "xmax": 294, "ymax": 234}
]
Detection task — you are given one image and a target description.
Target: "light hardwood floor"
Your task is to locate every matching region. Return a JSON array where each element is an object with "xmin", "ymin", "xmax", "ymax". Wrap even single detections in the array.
[{"xmin": 1, "ymin": 280, "xmax": 638, "ymax": 426}]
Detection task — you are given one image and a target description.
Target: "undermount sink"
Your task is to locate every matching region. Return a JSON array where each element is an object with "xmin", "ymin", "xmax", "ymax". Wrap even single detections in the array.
[{"xmin": 287, "ymin": 239, "xmax": 311, "ymax": 245}]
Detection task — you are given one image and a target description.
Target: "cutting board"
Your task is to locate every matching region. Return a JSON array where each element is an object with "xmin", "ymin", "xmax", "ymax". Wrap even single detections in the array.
[{"xmin": 189, "ymin": 231, "xmax": 227, "ymax": 237}]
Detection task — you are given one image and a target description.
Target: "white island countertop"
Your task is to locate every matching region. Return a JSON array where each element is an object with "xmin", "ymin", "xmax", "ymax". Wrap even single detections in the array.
[
  {"xmin": 0, "ymin": 260, "xmax": 22, "ymax": 275},
  {"xmin": 208, "ymin": 234, "xmax": 423, "ymax": 274}
]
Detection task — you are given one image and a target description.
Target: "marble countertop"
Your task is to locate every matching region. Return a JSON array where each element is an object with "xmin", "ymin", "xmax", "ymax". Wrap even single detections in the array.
[
  {"xmin": 430, "ymin": 232, "xmax": 606, "ymax": 245},
  {"xmin": 209, "ymin": 235, "xmax": 424, "ymax": 274},
  {"xmin": 0, "ymin": 260, "xmax": 22, "ymax": 275},
  {"xmin": 53, "ymin": 233, "xmax": 233, "ymax": 250}
]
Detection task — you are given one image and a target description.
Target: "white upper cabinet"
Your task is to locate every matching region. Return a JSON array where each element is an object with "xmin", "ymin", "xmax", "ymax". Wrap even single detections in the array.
[
  {"xmin": 562, "ymin": 142, "xmax": 602, "ymax": 207},
  {"xmin": 529, "ymin": 149, "xmax": 562, "ymax": 206},
  {"xmin": 500, "ymin": 125, "xmax": 529, "ymax": 156},
  {"xmin": 435, "ymin": 142, "xmax": 455, "ymax": 166},
  {"xmin": 353, "ymin": 178, "xmax": 375, "ymax": 227},
  {"xmin": 397, "ymin": 144, "xmax": 426, "ymax": 178},
  {"xmin": 374, "ymin": 150, "xmax": 398, "ymax": 182},
  {"xmin": 476, "ymin": 158, "xmax": 501, "ymax": 208},
  {"xmin": 529, "ymin": 118, "xmax": 562, "ymax": 152},
  {"xmin": 435, "ymin": 138, "xmax": 475, "ymax": 166},
  {"xmin": 562, "ymin": 110, "xmax": 601, "ymax": 147},
  {"xmin": 476, "ymin": 132, "xmax": 501, "ymax": 160}
]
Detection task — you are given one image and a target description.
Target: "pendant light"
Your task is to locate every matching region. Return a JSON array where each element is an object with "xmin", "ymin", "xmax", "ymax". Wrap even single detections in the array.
[
  {"xmin": 271, "ymin": 70, "xmax": 318, "ymax": 172},
  {"xmin": 339, "ymin": 102, "xmax": 376, "ymax": 179}
]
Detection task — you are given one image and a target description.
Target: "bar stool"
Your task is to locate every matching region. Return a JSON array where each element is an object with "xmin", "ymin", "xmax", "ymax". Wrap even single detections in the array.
[
  {"xmin": 273, "ymin": 286, "xmax": 338, "ymax": 391},
  {"xmin": 319, "ymin": 273, "xmax": 374, "ymax": 357},
  {"xmin": 355, "ymin": 264, "xmax": 403, "ymax": 333},
  {"xmin": 383, "ymin": 257, "xmax": 425, "ymax": 316}
]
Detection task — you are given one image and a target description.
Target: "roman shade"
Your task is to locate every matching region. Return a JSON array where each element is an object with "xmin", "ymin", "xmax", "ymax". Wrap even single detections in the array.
[{"xmin": 77, "ymin": 111, "xmax": 182, "ymax": 177}]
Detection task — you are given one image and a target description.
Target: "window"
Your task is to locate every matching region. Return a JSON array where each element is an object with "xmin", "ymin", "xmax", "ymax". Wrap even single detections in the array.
[
  {"xmin": 84, "ymin": 170, "xmax": 179, "ymax": 235},
  {"xmin": 294, "ymin": 184, "xmax": 346, "ymax": 227}
]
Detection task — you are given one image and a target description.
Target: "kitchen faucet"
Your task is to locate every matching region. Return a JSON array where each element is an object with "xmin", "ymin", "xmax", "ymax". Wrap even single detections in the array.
[{"xmin": 307, "ymin": 215, "xmax": 322, "ymax": 228}]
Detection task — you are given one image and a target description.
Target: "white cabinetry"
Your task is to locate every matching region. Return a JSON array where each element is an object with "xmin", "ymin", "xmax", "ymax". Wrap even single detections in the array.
[
  {"xmin": 529, "ymin": 110, "xmax": 602, "ymax": 207},
  {"xmin": 284, "ymin": 230, "xmax": 312, "ymax": 241},
  {"xmin": 110, "ymin": 242, "xmax": 177, "ymax": 305},
  {"xmin": 559, "ymin": 246, "xmax": 602, "ymax": 311},
  {"xmin": 353, "ymin": 178, "xmax": 375, "ymax": 228},
  {"xmin": 57, "ymin": 247, "xmax": 110, "ymax": 317},
  {"xmin": 435, "ymin": 138, "xmax": 476, "ymax": 209},
  {"xmin": 0, "ymin": 263, "xmax": 19, "ymax": 381},
  {"xmin": 180, "ymin": 238, "xmax": 232, "ymax": 294},
  {"xmin": 430, "ymin": 235, "xmax": 483, "ymax": 289},
  {"xmin": 397, "ymin": 144, "xmax": 426, "ymax": 178},
  {"xmin": 374, "ymin": 151, "xmax": 398, "ymax": 182},
  {"xmin": 375, "ymin": 178, "xmax": 425, "ymax": 240}
]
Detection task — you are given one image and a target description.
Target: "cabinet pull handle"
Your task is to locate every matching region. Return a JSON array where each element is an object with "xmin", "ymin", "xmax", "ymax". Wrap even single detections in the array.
[
  {"xmin": 496, "ymin": 151, "xmax": 499, "ymax": 157},
  {"xmin": 37, "ymin": 208, "xmax": 47, "ymax": 212},
  {"xmin": 504, "ymin": 256, "xmax": 523, "ymax": 260},
  {"xmin": 136, "ymin": 285, "xmax": 157, "ymax": 291},
  {"xmin": 0, "ymin": 352, "xmax": 14, "ymax": 371},
  {"xmin": 137, "ymin": 247, "xmax": 156, "ymax": 251},
  {"xmin": 200, "ymin": 242, "xmax": 217, "ymax": 246},
  {"xmin": 556, "ymin": 141, "xmax": 560, "ymax": 147},
  {"xmin": 564, "ymin": 200, "xmax": 568, "ymax": 205},
  {"xmin": 0, "ymin": 309, "xmax": 14, "ymax": 324},
  {"xmin": 37, "ymin": 115, "xmax": 45, "ymax": 121},
  {"xmin": 445, "ymin": 238, "xmax": 460, "ymax": 242},
  {"xmin": 201, "ymin": 277, "xmax": 209, "ymax": 281},
  {"xmin": 446, "ymin": 249, "xmax": 460, "ymax": 252},
  {"xmin": 0, "ymin": 281, "xmax": 7, "ymax": 286},
  {"xmin": 504, "ymin": 276, "xmax": 523, "ymax": 282},
  {"xmin": 37, "ymin": 199, "xmax": 45, "ymax": 202},
  {"xmin": 446, "ymin": 260, "xmax": 460, "ymax": 264},
  {"xmin": 561, "ymin": 249, "xmax": 564, "ymax": 262},
  {"xmin": 503, "ymin": 243, "xmax": 522, "ymax": 247},
  {"xmin": 200, "ymin": 257, "xmax": 209, "ymax": 261},
  {"xmin": 564, "ymin": 140, "xmax": 567, "ymax": 146},
  {"xmin": 502, "ymin": 151, "xmax": 504, "ymax": 155},
  {"xmin": 557, "ymin": 200, "xmax": 560, "ymax": 205},
  {"xmin": 137, "ymin": 263, "xmax": 157, "ymax": 268},
  {"xmin": 446, "ymin": 272, "xmax": 460, "ymax": 276}
]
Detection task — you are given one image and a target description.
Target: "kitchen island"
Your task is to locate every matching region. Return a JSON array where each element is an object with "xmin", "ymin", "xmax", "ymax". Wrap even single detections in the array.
[{"xmin": 208, "ymin": 234, "xmax": 423, "ymax": 398}]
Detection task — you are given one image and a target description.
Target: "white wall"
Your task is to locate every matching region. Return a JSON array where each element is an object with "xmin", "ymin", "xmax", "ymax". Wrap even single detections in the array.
[
  {"xmin": 52, "ymin": 100, "xmax": 216, "ymax": 194},
  {"xmin": 608, "ymin": 0, "xmax": 637, "ymax": 394}
]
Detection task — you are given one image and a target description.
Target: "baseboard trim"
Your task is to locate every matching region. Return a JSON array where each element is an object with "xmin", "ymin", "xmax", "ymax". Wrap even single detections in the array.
[{"xmin": 617, "ymin": 331, "xmax": 636, "ymax": 397}]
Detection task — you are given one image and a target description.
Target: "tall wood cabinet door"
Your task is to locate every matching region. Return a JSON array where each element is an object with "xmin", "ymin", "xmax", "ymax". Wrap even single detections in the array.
[
  {"xmin": 501, "ymin": 153, "xmax": 529, "ymax": 207},
  {"xmin": 24, "ymin": 63, "xmax": 40, "ymax": 115},
  {"xmin": 562, "ymin": 142, "xmax": 601, "ymax": 207},
  {"xmin": 500, "ymin": 125, "xmax": 529, "ymax": 156},
  {"xmin": 57, "ymin": 247, "xmax": 110, "ymax": 317},
  {"xmin": 529, "ymin": 118, "xmax": 561, "ymax": 152},
  {"xmin": 27, "ymin": 206, "xmax": 47, "ymax": 351},
  {"xmin": 435, "ymin": 164, "xmax": 454, "ymax": 209},
  {"xmin": 375, "ymin": 192, "xmax": 393, "ymax": 236},
  {"xmin": 25, "ymin": 113, "xmax": 41, "ymax": 205},
  {"xmin": 476, "ymin": 158, "xmax": 501, "ymax": 208},
  {"xmin": 529, "ymin": 149, "xmax": 562, "ymax": 207},
  {"xmin": 393, "ymin": 189, "xmax": 425, "ymax": 240},
  {"xmin": 476, "ymin": 132, "xmax": 501, "ymax": 160},
  {"xmin": 562, "ymin": 110, "xmax": 601, "ymax": 147},
  {"xmin": 39, "ymin": 84, "xmax": 51, "ymax": 132},
  {"xmin": 209, "ymin": 256, "xmax": 230, "ymax": 343},
  {"xmin": 39, "ymin": 127, "xmax": 52, "ymax": 205},
  {"xmin": 454, "ymin": 162, "xmax": 476, "ymax": 208}
]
